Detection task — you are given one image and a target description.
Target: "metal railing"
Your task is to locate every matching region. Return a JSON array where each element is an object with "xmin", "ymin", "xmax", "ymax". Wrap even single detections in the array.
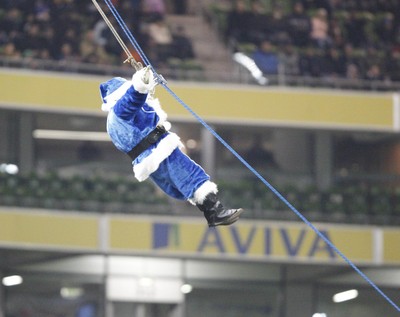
[{"xmin": 1, "ymin": 56, "xmax": 400, "ymax": 91}]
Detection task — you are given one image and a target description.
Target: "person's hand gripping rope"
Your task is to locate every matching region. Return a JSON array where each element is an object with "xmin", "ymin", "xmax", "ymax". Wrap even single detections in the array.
[{"xmin": 132, "ymin": 66, "xmax": 157, "ymax": 95}]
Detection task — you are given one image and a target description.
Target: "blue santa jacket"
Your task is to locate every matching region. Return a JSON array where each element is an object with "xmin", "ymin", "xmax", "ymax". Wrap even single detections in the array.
[{"xmin": 100, "ymin": 77, "xmax": 182, "ymax": 181}]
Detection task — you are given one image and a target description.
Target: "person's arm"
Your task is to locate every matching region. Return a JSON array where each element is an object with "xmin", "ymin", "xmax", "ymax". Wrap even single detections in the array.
[{"xmin": 113, "ymin": 67, "xmax": 155, "ymax": 120}]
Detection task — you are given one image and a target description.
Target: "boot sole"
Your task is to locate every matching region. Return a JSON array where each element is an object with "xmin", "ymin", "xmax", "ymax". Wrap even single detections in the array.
[{"xmin": 208, "ymin": 208, "xmax": 244, "ymax": 227}]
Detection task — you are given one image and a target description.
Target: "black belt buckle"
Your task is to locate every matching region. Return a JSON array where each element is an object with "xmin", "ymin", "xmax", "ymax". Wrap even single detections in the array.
[{"xmin": 147, "ymin": 125, "xmax": 166, "ymax": 144}]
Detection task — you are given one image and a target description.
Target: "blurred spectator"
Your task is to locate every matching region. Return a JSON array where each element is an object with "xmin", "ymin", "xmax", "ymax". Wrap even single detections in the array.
[
  {"xmin": 365, "ymin": 64, "xmax": 384, "ymax": 81},
  {"xmin": 330, "ymin": 0, "xmax": 344, "ymax": 11},
  {"xmin": 63, "ymin": 27, "xmax": 80, "ymax": 54},
  {"xmin": 343, "ymin": 10, "xmax": 367, "ymax": 48},
  {"xmin": 315, "ymin": 0, "xmax": 334, "ymax": 19},
  {"xmin": 343, "ymin": 43, "xmax": 362, "ymax": 69},
  {"xmin": 130, "ymin": 0, "xmax": 142, "ymax": 12},
  {"xmin": 34, "ymin": 0, "xmax": 50, "ymax": 21},
  {"xmin": 48, "ymin": 1, "xmax": 87, "ymax": 60},
  {"xmin": 299, "ymin": 47, "xmax": 324, "ymax": 77},
  {"xmin": 80, "ymin": 30, "xmax": 112, "ymax": 64},
  {"xmin": 171, "ymin": 25, "xmax": 195, "ymax": 60},
  {"xmin": 375, "ymin": 13, "xmax": 396, "ymax": 48},
  {"xmin": 142, "ymin": 0, "xmax": 167, "ymax": 20},
  {"xmin": 41, "ymin": 25, "xmax": 57, "ymax": 58},
  {"xmin": 279, "ymin": 44, "xmax": 300, "ymax": 76},
  {"xmin": 93, "ymin": 19, "xmax": 108, "ymax": 47},
  {"xmin": 385, "ymin": 50, "xmax": 400, "ymax": 82},
  {"xmin": 20, "ymin": 23, "xmax": 46, "ymax": 57},
  {"xmin": 0, "ymin": 8, "xmax": 24, "ymax": 33},
  {"xmin": 286, "ymin": 2, "xmax": 311, "ymax": 47},
  {"xmin": 364, "ymin": 45, "xmax": 382, "ymax": 69},
  {"xmin": 146, "ymin": 16, "xmax": 174, "ymax": 63},
  {"xmin": 267, "ymin": 5, "xmax": 290, "ymax": 46},
  {"xmin": 310, "ymin": 8, "xmax": 331, "ymax": 49},
  {"xmin": 246, "ymin": 0, "xmax": 269, "ymax": 45},
  {"xmin": 244, "ymin": 135, "xmax": 277, "ymax": 169},
  {"xmin": 2, "ymin": 42, "xmax": 21, "ymax": 59},
  {"xmin": 329, "ymin": 17, "xmax": 346, "ymax": 49},
  {"xmin": 381, "ymin": 0, "xmax": 400, "ymax": 13},
  {"xmin": 91, "ymin": 15, "xmax": 126, "ymax": 58},
  {"xmin": 346, "ymin": 63, "xmax": 361, "ymax": 80},
  {"xmin": 340, "ymin": 0, "xmax": 358, "ymax": 11},
  {"xmin": 300, "ymin": 0, "xmax": 332, "ymax": 16},
  {"xmin": 172, "ymin": 0, "xmax": 187, "ymax": 14},
  {"xmin": 147, "ymin": 16, "xmax": 173, "ymax": 44},
  {"xmin": 395, "ymin": 26, "xmax": 400, "ymax": 50},
  {"xmin": 1, "ymin": 0, "xmax": 29, "ymax": 10},
  {"xmin": 58, "ymin": 42, "xmax": 81, "ymax": 63},
  {"xmin": 252, "ymin": 40, "xmax": 279, "ymax": 75},
  {"xmin": 37, "ymin": 48, "xmax": 50, "ymax": 60},
  {"xmin": 358, "ymin": 1, "xmax": 374, "ymax": 12},
  {"xmin": 299, "ymin": 0, "xmax": 312, "ymax": 10},
  {"xmin": 226, "ymin": 0, "xmax": 251, "ymax": 44},
  {"xmin": 323, "ymin": 47, "xmax": 346, "ymax": 77}
]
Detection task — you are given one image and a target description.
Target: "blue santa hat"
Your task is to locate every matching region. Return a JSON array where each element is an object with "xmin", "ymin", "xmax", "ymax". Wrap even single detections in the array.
[{"xmin": 100, "ymin": 77, "xmax": 132, "ymax": 111}]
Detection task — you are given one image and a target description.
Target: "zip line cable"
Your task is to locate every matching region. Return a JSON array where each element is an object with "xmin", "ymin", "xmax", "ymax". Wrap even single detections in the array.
[
  {"xmin": 91, "ymin": 0, "xmax": 143, "ymax": 70},
  {"xmin": 92, "ymin": 0, "xmax": 400, "ymax": 312}
]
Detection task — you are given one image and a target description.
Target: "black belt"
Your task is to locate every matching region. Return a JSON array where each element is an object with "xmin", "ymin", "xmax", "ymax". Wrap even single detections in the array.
[{"xmin": 127, "ymin": 125, "xmax": 168, "ymax": 160}]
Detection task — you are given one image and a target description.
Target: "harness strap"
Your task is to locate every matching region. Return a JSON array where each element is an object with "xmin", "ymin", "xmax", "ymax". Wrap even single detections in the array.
[{"xmin": 127, "ymin": 126, "xmax": 167, "ymax": 160}]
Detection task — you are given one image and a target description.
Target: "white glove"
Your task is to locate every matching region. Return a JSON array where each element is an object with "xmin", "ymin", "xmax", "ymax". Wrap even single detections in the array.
[{"xmin": 131, "ymin": 66, "xmax": 156, "ymax": 94}]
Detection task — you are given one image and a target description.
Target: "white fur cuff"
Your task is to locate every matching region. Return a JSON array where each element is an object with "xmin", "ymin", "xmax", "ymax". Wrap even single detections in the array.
[
  {"xmin": 102, "ymin": 81, "xmax": 132, "ymax": 111},
  {"xmin": 132, "ymin": 68, "xmax": 155, "ymax": 94},
  {"xmin": 190, "ymin": 181, "xmax": 218, "ymax": 205},
  {"xmin": 133, "ymin": 133, "xmax": 183, "ymax": 181}
]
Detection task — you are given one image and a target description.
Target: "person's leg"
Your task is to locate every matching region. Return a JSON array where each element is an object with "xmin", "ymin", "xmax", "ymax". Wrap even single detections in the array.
[
  {"xmin": 151, "ymin": 149, "xmax": 244, "ymax": 226},
  {"xmin": 149, "ymin": 165, "xmax": 187, "ymax": 201},
  {"xmin": 150, "ymin": 148, "xmax": 209, "ymax": 200}
]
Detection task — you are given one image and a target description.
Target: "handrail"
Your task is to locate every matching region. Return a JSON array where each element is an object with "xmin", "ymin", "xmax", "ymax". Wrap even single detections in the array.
[{"xmin": 1, "ymin": 56, "xmax": 399, "ymax": 91}]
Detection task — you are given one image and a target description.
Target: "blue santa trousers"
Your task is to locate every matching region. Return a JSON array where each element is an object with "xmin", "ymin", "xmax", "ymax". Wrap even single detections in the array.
[{"xmin": 149, "ymin": 148, "xmax": 210, "ymax": 201}]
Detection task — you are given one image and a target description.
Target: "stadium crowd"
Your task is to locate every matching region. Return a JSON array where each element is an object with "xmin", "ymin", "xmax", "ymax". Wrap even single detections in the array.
[
  {"xmin": 0, "ymin": 0, "xmax": 194, "ymax": 71},
  {"xmin": 1, "ymin": 0, "xmax": 400, "ymax": 84},
  {"xmin": 222, "ymin": 0, "xmax": 400, "ymax": 82}
]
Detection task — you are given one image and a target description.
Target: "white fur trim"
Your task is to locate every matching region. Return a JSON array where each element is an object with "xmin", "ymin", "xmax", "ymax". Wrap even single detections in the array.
[
  {"xmin": 132, "ymin": 68, "xmax": 156, "ymax": 94},
  {"xmin": 133, "ymin": 133, "xmax": 183, "ymax": 181},
  {"xmin": 163, "ymin": 121, "xmax": 172, "ymax": 131},
  {"xmin": 146, "ymin": 97, "xmax": 168, "ymax": 126},
  {"xmin": 102, "ymin": 81, "xmax": 132, "ymax": 112},
  {"xmin": 190, "ymin": 181, "xmax": 218, "ymax": 205}
]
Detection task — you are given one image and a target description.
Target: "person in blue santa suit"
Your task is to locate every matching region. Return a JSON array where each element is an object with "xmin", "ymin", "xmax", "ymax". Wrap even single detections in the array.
[{"xmin": 99, "ymin": 66, "xmax": 243, "ymax": 227}]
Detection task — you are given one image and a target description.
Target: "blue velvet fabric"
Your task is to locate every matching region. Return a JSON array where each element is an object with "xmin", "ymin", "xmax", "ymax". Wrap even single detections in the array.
[
  {"xmin": 100, "ymin": 77, "xmax": 210, "ymax": 201},
  {"xmin": 106, "ymin": 85, "xmax": 159, "ymax": 154},
  {"xmin": 150, "ymin": 148, "xmax": 210, "ymax": 200}
]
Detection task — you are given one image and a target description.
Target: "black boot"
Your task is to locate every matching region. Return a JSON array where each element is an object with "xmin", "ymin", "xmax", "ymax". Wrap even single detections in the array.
[{"xmin": 197, "ymin": 193, "xmax": 244, "ymax": 227}]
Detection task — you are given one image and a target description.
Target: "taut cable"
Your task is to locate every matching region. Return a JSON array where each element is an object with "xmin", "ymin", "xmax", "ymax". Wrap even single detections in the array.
[{"xmin": 91, "ymin": 0, "xmax": 142, "ymax": 70}]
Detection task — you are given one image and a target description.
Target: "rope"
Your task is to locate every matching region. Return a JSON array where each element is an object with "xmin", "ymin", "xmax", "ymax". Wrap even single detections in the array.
[
  {"xmin": 102, "ymin": 0, "xmax": 165, "ymax": 84},
  {"xmin": 94, "ymin": 1, "xmax": 400, "ymax": 312},
  {"xmin": 91, "ymin": 0, "xmax": 142, "ymax": 70}
]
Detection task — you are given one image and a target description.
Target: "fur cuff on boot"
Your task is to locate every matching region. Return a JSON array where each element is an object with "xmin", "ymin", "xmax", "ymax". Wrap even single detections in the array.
[{"xmin": 189, "ymin": 181, "xmax": 218, "ymax": 205}]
